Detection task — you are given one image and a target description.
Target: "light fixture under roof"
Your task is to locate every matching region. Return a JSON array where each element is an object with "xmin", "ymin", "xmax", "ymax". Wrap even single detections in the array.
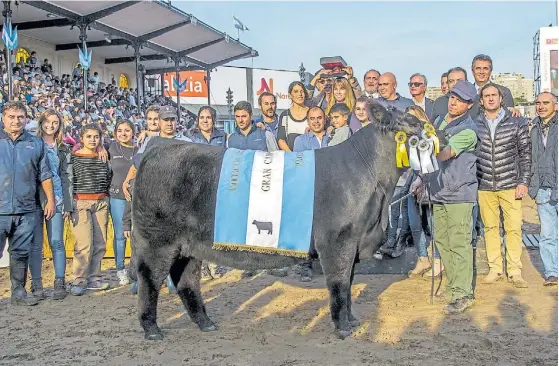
[{"xmin": 46, "ymin": 13, "xmax": 57, "ymax": 18}]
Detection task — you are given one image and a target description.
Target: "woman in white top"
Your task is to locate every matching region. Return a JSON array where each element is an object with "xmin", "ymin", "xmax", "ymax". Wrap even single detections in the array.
[{"xmin": 277, "ymin": 81, "xmax": 309, "ymax": 152}]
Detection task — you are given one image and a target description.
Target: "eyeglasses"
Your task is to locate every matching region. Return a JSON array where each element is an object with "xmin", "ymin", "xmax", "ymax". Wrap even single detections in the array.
[{"xmin": 408, "ymin": 82, "xmax": 424, "ymax": 87}]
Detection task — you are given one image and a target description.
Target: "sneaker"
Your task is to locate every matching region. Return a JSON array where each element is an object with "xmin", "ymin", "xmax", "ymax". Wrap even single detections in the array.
[
  {"xmin": 482, "ymin": 272, "xmax": 504, "ymax": 284},
  {"xmin": 300, "ymin": 263, "xmax": 313, "ymax": 283},
  {"xmin": 268, "ymin": 267, "xmax": 289, "ymax": 277},
  {"xmin": 443, "ymin": 297, "xmax": 475, "ymax": 315},
  {"xmin": 31, "ymin": 280, "xmax": 45, "ymax": 301},
  {"xmin": 509, "ymin": 275, "xmax": 528, "ymax": 288},
  {"xmin": 86, "ymin": 280, "xmax": 110, "ymax": 291},
  {"xmin": 201, "ymin": 263, "xmax": 214, "ymax": 280},
  {"xmin": 544, "ymin": 276, "xmax": 558, "ymax": 286},
  {"xmin": 52, "ymin": 278, "xmax": 67, "ymax": 300},
  {"xmin": 70, "ymin": 284, "xmax": 86, "ymax": 296},
  {"xmin": 117, "ymin": 269, "xmax": 130, "ymax": 285}
]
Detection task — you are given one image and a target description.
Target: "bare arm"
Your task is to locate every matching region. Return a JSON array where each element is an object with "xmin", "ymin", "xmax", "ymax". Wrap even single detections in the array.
[
  {"xmin": 278, "ymin": 139, "xmax": 291, "ymax": 152},
  {"xmin": 41, "ymin": 178, "xmax": 56, "ymax": 220},
  {"xmin": 122, "ymin": 165, "xmax": 137, "ymax": 202}
]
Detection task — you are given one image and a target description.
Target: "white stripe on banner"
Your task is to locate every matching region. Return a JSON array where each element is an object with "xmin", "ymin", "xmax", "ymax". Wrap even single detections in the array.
[{"xmin": 245, "ymin": 151, "xmax": 285, "ymax": 248}]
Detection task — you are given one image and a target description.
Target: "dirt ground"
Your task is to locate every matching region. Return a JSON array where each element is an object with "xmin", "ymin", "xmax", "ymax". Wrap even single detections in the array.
[{"xmin": 1, "ymin": 199, "xmax": 557, "ymax": 366}]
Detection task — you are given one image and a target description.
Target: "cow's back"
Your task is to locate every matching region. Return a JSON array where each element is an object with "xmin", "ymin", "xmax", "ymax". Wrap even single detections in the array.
[{"xmin": 133, "ymin": 141, "xmax": 225, "ymax": 246}]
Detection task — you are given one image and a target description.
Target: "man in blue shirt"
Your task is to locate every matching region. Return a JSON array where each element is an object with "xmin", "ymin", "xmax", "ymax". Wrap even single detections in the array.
[
  {"xmin": 254, "ymin": 92, "xmax": 279, "ymax": 138},
  {"xmin": 0, "ymin": 101, "xmax": 55, "ymax": 306},
  {"xmin": 376, "ymin": 72, "xmax": 414, "ymax": 112},
  {"xmin": 228, "ymin": 101, "xmax": 278, "ymax": 151},
  {"xmin": 293, "ymin": 107, "xmax": 328, "ymax": 152}
]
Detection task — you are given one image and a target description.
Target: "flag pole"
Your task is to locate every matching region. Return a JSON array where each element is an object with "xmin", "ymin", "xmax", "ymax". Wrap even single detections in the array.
[{"xmin": 2, "ymin": 2, "xmax": 13, "ymax": 101}]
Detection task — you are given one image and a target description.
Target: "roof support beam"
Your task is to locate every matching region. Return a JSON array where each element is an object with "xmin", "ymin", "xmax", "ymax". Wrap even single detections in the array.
[
  {"xmin": 21, "ymin": 1, "xmax": 81, "ymax": 21},
  {"xmin": 84, "ymin": 1, "xmax": 139, "ymax": 22},
  {"xmin": 55, "ymin": 38, "xmax": 130, "ymax": 51},
  {"xmin": 206, "ymin": 50, "xmax": 255, "ymax": 70},
  {"xmin": 178, "ymin": 37, "xmax": 224, "ymax": 57},
  {"xmin": 0, "ymin": 18, "xmax": 74, "ymax": 31},
  {"xmin": 105, "ymin": 54, "xmax": 167, "ymax": 65},
  {"xmin": 139, "ymin": 19, "xmax": 190, "ymax": 41},
  {"xmin": 144, "ymin": 64, "xmax": 202, "ymax": 75}
]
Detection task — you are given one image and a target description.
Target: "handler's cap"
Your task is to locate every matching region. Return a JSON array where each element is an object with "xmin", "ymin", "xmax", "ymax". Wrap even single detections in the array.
[
  {"xmin": 449, "ymin": 80, "xmax": 477, "ymax": 103},
  {"xmin": 159, "ymin": 105, "xmax": 177, "ymax": 120}
]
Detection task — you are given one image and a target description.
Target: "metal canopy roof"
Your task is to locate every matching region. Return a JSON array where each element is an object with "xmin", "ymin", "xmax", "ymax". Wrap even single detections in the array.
[{"xmin": 4, "ymin": 1, "xmax": 257, "ymax": 74}]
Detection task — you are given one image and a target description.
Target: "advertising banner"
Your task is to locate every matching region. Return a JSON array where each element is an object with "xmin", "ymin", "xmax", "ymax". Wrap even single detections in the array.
[
  {"xmin": 164, "ymin": 66, "xmax": 248, "ymax": 106},
  {"xmin": 539, "ymin": 27, "xmax": 558, "ymax": 96},
  {"xmin": 252, "ymin": 68, "xmax": 300, "ymax": 110}
]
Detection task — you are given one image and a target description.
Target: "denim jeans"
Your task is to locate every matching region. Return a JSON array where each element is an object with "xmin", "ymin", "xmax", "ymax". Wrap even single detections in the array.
[
  {"xmin": 536, "ymin": 188, "xmax": 558, "ymax": 278},
  {"xmin": 408, "ymin": 195, "xmax": 440, "ymax": 259},
  {"xmin": 46, "ymin": 212, "xmax": 66, "ymax": 279},
  {"xmin": 110, "ymin": 197, "xmax": 127, "ymax": 270},
  {"xmin": 387, "ymin": 186, "xmax": 410, "ymax": 240},
  {"xmin": 0, "ymin": 211, "xmax": 41, "ymax": 262},
  {"xmin": 28, "ymin": 209, "xmax": 66, "ymax": 281}
]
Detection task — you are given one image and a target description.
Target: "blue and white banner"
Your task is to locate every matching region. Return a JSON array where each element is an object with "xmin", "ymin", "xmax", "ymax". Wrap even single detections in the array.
[{"xmin": 213, "ymin": 148, "xmax": 315, "ymax": 258}]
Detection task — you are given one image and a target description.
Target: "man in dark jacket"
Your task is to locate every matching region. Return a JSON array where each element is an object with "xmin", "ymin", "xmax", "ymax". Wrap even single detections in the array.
[
  {"xmin": 475, "ymin": 83, "xmax": 531, "ymax": 288},
  {"xmin": 412, "ymin": 81, "xmax": 479, "ymax": 315},
  {"xmin": 529, "ymin": 92, "xmax": 558, "ymax": 286},
  {"xmin": 0, "ymin": 101, "xmax": 55, "ymax": 306}
]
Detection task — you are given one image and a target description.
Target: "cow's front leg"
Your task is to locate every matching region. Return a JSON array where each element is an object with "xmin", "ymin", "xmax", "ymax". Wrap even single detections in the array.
[
  {"xmin": 175, "ymin": 256, "xmax": 216, "ymax": 332},
  {"xmin": 347, "ymin": 260, "xmax": 360, "ymax": 328}
]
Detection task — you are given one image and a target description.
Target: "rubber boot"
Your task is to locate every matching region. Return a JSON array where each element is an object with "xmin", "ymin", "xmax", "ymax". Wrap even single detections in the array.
[
  {"xmin": 10, "ymin": 258, "xmax": 38, "ymax": 306},
  {"xmin": 378, "ymin": 236, "xmax": 397, "ymax": 256},
  {"xmin": 390, "ymin": 233, "xmax": 409, "ymax": 258}
]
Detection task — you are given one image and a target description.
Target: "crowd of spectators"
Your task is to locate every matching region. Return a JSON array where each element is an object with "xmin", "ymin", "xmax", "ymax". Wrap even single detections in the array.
[{"xmin": 0, "ymin": 50, "xmax": 557, "ymax": 317}]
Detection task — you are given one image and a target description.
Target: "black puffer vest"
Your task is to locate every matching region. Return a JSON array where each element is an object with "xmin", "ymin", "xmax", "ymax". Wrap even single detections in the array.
[{"xmin": 475, "ymin": 109, "xmax": 531, "ymax": 191}]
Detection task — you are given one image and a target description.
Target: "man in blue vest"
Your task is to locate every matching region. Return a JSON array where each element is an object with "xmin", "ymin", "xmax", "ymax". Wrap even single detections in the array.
[
  {"xmin": 228, "ymin": 101, "xmax": 278, "ymax": 151},
  {"xmin": 411, "ymin": 80, "xmax": 479, "ymax": 315}
]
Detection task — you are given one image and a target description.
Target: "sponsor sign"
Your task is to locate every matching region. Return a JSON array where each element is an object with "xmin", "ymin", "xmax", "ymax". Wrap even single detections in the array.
[
  {"xmin": 539, "ymin": 27, "xmax": 559, "ymax": 96},
  {"xmin": 252, "ymin": 69, "xmax": 300, "ymax": 110},
  {"xmin": 163, "ymin": 67, "xmax": 248, "ymax": 106}
]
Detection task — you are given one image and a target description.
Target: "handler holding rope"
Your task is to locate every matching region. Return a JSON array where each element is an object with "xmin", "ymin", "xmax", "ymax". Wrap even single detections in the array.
[{"xmin": 411, "ymin": 80, "xmax": 479, "ymax": 315}]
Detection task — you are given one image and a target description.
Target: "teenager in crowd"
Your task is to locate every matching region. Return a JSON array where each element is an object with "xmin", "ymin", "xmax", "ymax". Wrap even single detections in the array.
[
  {"xmin": 70, "ymin": 124, "xmax": 112, "ymax": 296},
  {"xmin": 29, "ymin": 109, "xmax": 73, "ymax": 300},
  {"xmin": 349, "ymin": 96, "xmax": 371, "ymax": 133},
  {"xmin": 107, "ymin": 120, "xmax": 137, "ymax": 285}
]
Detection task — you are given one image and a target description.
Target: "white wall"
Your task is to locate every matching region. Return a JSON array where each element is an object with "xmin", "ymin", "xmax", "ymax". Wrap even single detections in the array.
[{"xmin": 17, "ymin": 34, "xmax": 137, "ymax": 88}]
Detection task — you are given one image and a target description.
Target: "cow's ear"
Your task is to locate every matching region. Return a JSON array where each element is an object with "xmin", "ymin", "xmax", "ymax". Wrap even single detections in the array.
[{"xmin": 367, "ymin": 101, "xmax": 391, "ymax": 125}]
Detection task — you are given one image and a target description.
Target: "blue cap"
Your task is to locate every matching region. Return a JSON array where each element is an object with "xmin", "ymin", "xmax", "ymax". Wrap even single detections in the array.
[{"xmin": 450, "ymin": 80, "xmax": 477, "ymax": 103}]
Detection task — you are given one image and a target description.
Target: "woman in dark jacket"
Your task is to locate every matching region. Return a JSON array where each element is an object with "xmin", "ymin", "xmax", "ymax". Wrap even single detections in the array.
[
  {"xmin": 190, "ymin": 106, "xmax": 226, "ymax": 147},
  {"xmin": 30, "ymin": 109, "xmax": 73, "ymax": 300}
]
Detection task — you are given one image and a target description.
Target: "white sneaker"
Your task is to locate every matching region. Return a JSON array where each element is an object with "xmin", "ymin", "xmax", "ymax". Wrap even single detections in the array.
[{"xmin": 117, "ymin": 269, "xmax": 130, "ymax": 285}]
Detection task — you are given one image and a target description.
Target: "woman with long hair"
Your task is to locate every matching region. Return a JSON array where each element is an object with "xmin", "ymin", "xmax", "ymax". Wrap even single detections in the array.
[
  {"xmin": 277, "ymin": 81, "xmax": 309, "ymax": 152},
  {"xmin": 325, "ymin": 77, "xmax": 356, "ymax": 116},
  {"xmin": 29, "ymin": 109, "xmax": 73, "ymax": 300},
  {"xmin": 406, "ymin": 105, "xmax": 443, "ymax": 278},
  {"xmin": 190, "ymin": 106, "xmax": 226, "ymax": 147},
  {"xmin": 70, "ymin": 124, "xmax": 112, "ymax": 296},
  {"xmin": 107, "ymin": 120, "xmax": 137, "ymax": 285}
]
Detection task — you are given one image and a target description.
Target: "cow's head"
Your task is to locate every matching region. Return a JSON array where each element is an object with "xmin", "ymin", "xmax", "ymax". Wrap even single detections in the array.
[{"xmin": 366, "ymin": 101, "xmax": 423, "ymax": 137}]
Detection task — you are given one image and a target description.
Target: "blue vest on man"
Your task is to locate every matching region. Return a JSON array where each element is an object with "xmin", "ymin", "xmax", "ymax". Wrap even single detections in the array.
[
  {"xmin": 228, "ymin": 125, "xmax": 268, "ymax": 151},
  {"xmin": 429, "ymin": 114, "xmax": 479, "ymax": 204},
  {"xmin": 190, "ymin": 130, "xmax": 227, "ymax": 147}
]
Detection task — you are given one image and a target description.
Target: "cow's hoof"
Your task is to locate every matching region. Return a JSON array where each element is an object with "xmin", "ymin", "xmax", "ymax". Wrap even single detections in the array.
[
  {"xmin": 145, "ymin": 329, "xmax": 164, "ymax": 341},
  {"xmin": 350, "ymin": 319, "xmax": 361, "ymax": 328},
  {"xmin": 335, "ymin": 329, "xmax": 353, "ymax": 340},
  {"xmin": 200, "ymin": 323, "xmax": 217, "ymax": 332}
]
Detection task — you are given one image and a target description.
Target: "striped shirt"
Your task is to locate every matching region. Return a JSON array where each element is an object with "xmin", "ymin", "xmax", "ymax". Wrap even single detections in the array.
[{"xmin": 71, "ymin": 152, "xmax": 111, "ymax": 200}]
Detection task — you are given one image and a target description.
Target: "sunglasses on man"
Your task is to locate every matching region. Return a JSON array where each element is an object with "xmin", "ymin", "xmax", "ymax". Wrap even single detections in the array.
[{"xmin": 408, "ymin": 82, "xmax": 424, "ymax": 87}]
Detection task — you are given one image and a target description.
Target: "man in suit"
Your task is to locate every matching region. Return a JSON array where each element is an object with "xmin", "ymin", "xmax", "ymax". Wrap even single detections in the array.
[
  {"xmin": 409, "ymin": 73, "xmax": 434, "ymax": 120},
  {"xmin": 470, "ymin": 54, "xmax": 520, "ymax": 118}
]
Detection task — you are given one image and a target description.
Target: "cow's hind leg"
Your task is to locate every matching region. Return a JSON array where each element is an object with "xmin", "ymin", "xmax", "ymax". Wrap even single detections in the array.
[
  {"xmin": 173, "ymin": 256, "xmax": 216, "ymax": 332},
  {"xmin": 347, "ymin": 260, "xmax": 360, "ymax": 328},
  {"xmin": 320, "ymin": 240, "xmax": 357, "ymax": 339}
]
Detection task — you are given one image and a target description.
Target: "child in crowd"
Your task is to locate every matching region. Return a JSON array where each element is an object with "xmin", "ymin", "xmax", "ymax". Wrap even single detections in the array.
[{"xmin": 327, "ymin": 102, "xmax": 352, "ymax": 146}]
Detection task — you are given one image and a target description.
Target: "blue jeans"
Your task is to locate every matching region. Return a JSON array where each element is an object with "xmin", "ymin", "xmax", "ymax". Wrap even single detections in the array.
[
  {"xmin": 0, "ymin": 212, "xmax": 41, "ymax": 262},
  {"xmin": 408, "ymin": 195, "xmax": 440, "ymax": 259},
  {"xmin": 29, "ymin": 210, "xmax": 66, "ymax": 281},
  {"xmin": 536, "ymin": 189, "xmax": 558, "ymax": 278},
  {"xmin": 110, "ymin": 197, "xmax": 127, "ymax": 270}
]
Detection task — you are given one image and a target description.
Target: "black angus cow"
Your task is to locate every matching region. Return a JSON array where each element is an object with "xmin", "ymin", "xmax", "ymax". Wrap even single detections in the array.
[{"xmin": 131, "ymin": 102, "xmax": 424, "ymax": 340}]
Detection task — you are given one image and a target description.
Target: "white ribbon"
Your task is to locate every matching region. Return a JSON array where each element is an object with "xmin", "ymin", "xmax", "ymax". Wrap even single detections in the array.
[
  {"xmin": 418, "ymin": 139, "xmax": 435, "ymax": 174},
  {"xmin": 408, "ymin": 136, "xmax": 421, "ymax": 171}
]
